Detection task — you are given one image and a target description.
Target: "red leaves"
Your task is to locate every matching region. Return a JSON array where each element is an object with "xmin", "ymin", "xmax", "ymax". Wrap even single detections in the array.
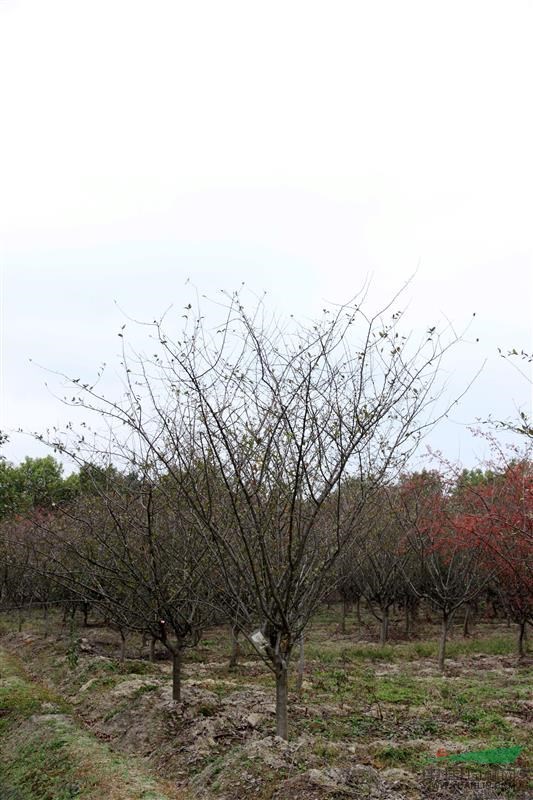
[{"xmin": 396, "ymin": 463, "xmax": 533, "ymax": 622}]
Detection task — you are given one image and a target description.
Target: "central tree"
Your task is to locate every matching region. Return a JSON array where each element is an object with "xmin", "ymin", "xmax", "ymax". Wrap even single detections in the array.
[{"xmin": 47, "ymin": 289, "xmax": 461, "ymax": 738}]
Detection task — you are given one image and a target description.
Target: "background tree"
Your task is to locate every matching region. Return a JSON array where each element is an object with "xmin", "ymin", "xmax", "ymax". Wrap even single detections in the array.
[
  {"xmin": 353, "ymin": 488, "xmax": 408, "ymax": 644},
  {"xmin": 36, "ymin": 467, "xmax": 216, "ymax": 699},
  {"xmin": 395, "ymin": 470, "xmax": 489, "ymax": 671},
  {"xmin": 0, "ymin": 455, "xmax": 78, "ymax": 519},
  {"xmin": 457, "ymin": 459, "xmax": 532, "ymax": 656}
]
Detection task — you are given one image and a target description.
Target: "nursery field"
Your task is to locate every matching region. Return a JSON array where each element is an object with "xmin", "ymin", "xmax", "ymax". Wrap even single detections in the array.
[{"xmin": 0, "ymin": 607, "xmax": 530, "ymax": 800}]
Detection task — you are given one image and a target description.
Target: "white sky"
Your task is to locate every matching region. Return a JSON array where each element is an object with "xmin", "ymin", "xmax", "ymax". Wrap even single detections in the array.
[{"xmin": 0, "ymin": 0, "xmax": 531, "ymax": 468}]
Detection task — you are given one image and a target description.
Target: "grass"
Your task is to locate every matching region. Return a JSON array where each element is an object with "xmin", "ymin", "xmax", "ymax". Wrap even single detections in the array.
[
  {"xmin": 373, "ymin": 742, "xmax": 426, "ymax": 769},
  {"xmin": 305, "ymin": 632, "xmax": 517, "ymax": 665},
  {"xmin": 375, "ymin": 676, "xmax": 427, "ymax": 705},
  {"xmin": 1, "ymin": 714, "xmax": 180, "ymax": 800},
  {"xmin": 0, "ymin": 650, "xmax": 67, "ymax": 721},
  {"xmin": 3, "ymin": 719, "xmax": 89, "ymax": 800},
  {"xmin": 0, "ymin": 647, "xmax": 181, "ymax": 800}
]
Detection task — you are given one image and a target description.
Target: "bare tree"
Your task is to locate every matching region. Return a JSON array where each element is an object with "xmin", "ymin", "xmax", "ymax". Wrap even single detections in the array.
[
  {"xmin": 41, "ymin": 288, "xmax": 465, "ymax": 738},
  {"xmin": 349, "ymin": 488, "xmax": 409, "ymax": 644},
  {"xmin": 35, "ymin": 469, "xmax": 216, "ymax": 700}
]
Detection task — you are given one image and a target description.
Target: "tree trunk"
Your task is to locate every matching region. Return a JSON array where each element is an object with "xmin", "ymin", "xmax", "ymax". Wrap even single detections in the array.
[
  {"xmin": 379, "ymin": 607, "xmax": 389, "ymax": 645},
  {"xmin": 43, "ymin": 603, "xmax": 49, "ymax": 638},
  {"xmin": 228, "ymin": 625, "xmax": 240, "ymax": 669},
  {"xmin": 275, "ymin": 661, "xmax": 289, "ymax": 740},
  {"xmin": 341, "ymin": 598, "xmax": 348, "ymax": 634},
  {"xmin": 172, "ymin": 649, "xmax": 182, "ymax": 702},
  {"xmin": 149, "ymin": 636, "xmax": 156, "ymax": 662},
  {"xmin": 404, "ymin": 604, "xmax": 412, "ymax": 637},
  {"xmin": 295, "ymin": 636, "xmax": 305, "ymax": 695},
  {"xmin": 119, "ymin": 628, "xmax": 126, "ymax": 662},
  {"xmin": 463, "ymin": 604, "xmax": 472, "ymax": 638},
  {"xmin": 17, "ymin": 609, "xmax": 24, "ymax": 633},
  {"xmin": 438, "ymin": 613, "xmax": 450, "ymax": 672},
  {"xmin": 355, "ymin": 596, "xmax": 362, "ymax": 628},
  {"xmin": 517, "ymin": 620, "xmax": 527, "ymax": 658},
  {"xmin": 82, "ymin": 602, "xmax": 89, "ymax": 627}
]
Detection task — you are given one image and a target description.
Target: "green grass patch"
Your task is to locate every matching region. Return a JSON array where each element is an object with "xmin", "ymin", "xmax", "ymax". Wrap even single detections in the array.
[
  {"xmin": 0, "ymin": 715, "xmax": 177, "ymax": 800},
  {"xmin": 0, "ymin": 651, "xmax": 66, "ymax": 719},
  {"xmin": 458, "ymin": 709, "xmax": 512, "ymax": 736},
  {"xmin": 0, "ymin": 647, "xmax": 177, "ymax": 799},
  {"xmin": 375, "ymin": 676, "xmax": 426, "ymax": 705},
  {"xmin": 305, "ymin": 630, "xmax": 517, "ymax": 666},
  {"xmin": 446, "ymin": 635, "xmax": 515, "ymax": 658},
  {"xmin": 0, "ymin": 676, "xmax": 62, "ymax": 717},
  {"xmin": 373, "ymin": 742, "xmax": 425, "ymax": 769},
  {"xmin": 1, "ymin": 720, "xmax": 83, "ymax": 800}
]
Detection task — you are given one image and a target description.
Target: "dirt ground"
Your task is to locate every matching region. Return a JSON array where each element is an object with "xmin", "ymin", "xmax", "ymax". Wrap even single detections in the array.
[{"xmin": 0, "ymin": 607, "xmax": 531, "ymax": 799}]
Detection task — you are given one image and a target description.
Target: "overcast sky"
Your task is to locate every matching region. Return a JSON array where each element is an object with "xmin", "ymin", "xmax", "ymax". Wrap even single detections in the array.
[{"xmin": 0, "ymin": 0, "xmax": 531, "ymax": 469}]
